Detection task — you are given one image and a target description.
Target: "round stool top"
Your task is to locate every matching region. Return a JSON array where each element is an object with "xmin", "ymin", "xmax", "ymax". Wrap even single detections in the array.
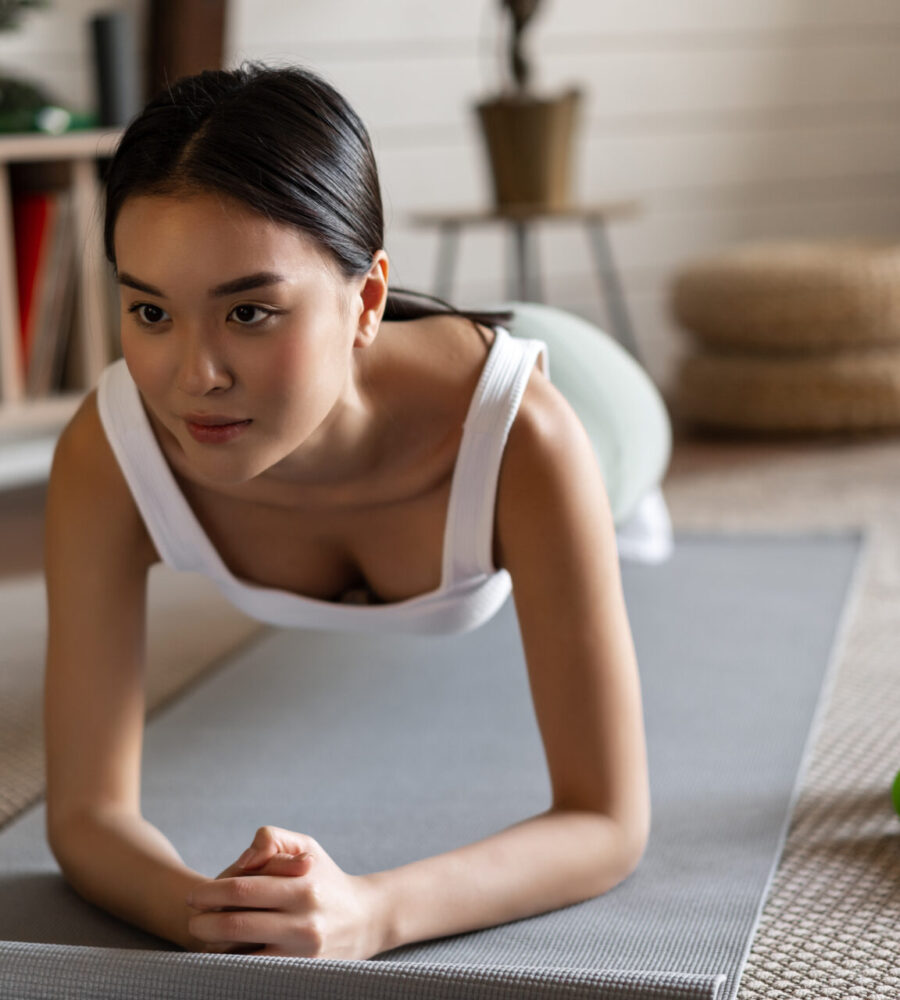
[{"xmin": 671, "ymin": 238, "xmax": 900, "ymax": 353}]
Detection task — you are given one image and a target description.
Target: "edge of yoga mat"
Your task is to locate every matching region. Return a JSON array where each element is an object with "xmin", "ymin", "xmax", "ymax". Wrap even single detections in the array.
[
  {"xmin": 712, "ymin": 526, "xmax": 871, "ymax": 996},
  {"xmin": 642, "ymin": 526, "xmax": 870, "ymax": 999},
  {"xmin": 0, "ymin": 529, "xmax": 868, "ymax": 1000},
  {"xmin": 0, "ymin": 943, "xmax": 728, "ymax": 1000}
]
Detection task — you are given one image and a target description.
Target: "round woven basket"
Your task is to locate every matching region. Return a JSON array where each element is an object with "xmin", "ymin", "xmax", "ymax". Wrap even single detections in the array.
[
  {"xmin": 670, "ymin": 239, "xmax": 900, "ymax": 354},
  {"xmin": 673, "ymin": 346, "xmax": 900, "ymax": 433}
]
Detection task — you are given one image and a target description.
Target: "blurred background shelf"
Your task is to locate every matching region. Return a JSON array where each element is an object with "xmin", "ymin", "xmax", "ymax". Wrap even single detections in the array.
[{"xmin": 0, "ymin": 127, "xmax": 122, "ymax": 489}]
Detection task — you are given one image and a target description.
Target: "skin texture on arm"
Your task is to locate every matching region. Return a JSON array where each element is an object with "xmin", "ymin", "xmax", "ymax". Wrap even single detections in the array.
[
  {"xmin": 42, "ymin": 393, "xmax": 209, "ymax": 951},
  {"xmin": 494, "ymin": 358, "xmax": 652, "ymax": 834},
  {"xmin": 367, "ymin": 358, "xmax": 652, "ymax": 951},
  {"xmin": 182, "ymin": 360, "xmax": 652, "ymax": 958}
]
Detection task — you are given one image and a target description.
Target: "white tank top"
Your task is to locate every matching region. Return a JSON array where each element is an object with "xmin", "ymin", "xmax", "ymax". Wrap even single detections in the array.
[{"xmin": 96, "ymin": 326, "xmax": 549, "ymax": 636}]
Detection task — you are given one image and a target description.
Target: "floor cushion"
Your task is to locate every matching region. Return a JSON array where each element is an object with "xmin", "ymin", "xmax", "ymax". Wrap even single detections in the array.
[
  {"xmin": 674, "ymin": 346, "xmax": 900, "ymax": 433},
  {"xmin": 670, "ymin": 240, "xmax": 900, "ymax": 354}
]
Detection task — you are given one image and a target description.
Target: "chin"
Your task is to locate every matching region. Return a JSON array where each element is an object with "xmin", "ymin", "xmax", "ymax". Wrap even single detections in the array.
[{"xmin": 182, "ymin": 446, "xmax": 265, "ymax": 485}]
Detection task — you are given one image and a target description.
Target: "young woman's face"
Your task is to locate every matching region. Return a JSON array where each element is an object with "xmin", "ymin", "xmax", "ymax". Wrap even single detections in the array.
[{"xmin": 114, "ymin": 190, "xmax": 375, "ymax": 487}]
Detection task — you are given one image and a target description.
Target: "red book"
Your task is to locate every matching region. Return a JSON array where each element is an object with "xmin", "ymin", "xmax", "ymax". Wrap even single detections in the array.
[{"xmin": 12, "ymin": 190, "xmax": 57, "ymax": 373}]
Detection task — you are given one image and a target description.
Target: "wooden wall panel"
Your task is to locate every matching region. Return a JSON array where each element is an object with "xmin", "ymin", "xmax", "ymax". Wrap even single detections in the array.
[{"xmin": 5, "ymin": 0, "xmax": 898, "ymax": 389}]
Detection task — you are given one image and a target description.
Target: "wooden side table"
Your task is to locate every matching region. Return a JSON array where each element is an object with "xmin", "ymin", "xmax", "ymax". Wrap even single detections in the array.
[{"xmin": 408, "ymin": 200, "xmax": 643, "ymax": 364}]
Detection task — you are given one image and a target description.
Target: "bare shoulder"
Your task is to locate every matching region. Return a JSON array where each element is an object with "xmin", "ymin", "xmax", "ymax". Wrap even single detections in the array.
[
  {"xmin": 493, "ymin": 349, "xmax": 610, "ymax": 571},
  {"xmin": 394, "ymin": 310, "xmax": 499, "ymax": 369},
  {"xmin": 49, "ymin": 388, "xmax": 159, "ymax": 572}
]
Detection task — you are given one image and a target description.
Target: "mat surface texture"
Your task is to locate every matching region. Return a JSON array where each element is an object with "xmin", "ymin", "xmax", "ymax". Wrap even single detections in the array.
[{"xmin": 0, "ymin": 531, "xmax": 865, "ymax": 1000}]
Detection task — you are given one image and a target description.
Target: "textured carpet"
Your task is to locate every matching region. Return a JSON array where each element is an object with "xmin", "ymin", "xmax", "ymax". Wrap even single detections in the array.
[{"xmin": 663, "ymin": 432, "xmax": 900, "ymax": 1000}]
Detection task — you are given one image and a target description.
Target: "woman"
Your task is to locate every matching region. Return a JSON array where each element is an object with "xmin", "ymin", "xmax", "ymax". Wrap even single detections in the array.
[{"xmin": 43, "ymin": 62, "xmax": 652, "ymax": 960}]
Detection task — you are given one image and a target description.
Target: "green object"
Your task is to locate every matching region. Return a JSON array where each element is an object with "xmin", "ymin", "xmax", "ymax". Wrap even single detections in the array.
[
  {"xmin": 892, "ymin": 769, "xmax": 900, "ymax": 818},
  {"xmin": 0, "ymin": 70, "xmax": 97, "ymax": 134},
  {"xmin": 0, "ymin": 0, "xmax": 51, "ymax": 32},
  {"xmin": 496, "ymin": 300, "xmax": 672, "ymax": 527}
]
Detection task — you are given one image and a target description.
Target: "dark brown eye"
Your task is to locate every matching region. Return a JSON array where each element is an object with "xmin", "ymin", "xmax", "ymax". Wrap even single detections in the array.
[
  {"xmin": 231, "ymin": 305, "xmax": 275, "ymax": 325},
  {"xmin": 128, "ymin": 303, "xmax": 167, "ymax": 326}
]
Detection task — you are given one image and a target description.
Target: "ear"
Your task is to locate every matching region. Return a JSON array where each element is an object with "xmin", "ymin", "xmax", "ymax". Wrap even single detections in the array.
[{"xmin": 353, "ymin": 250, "xmax": 390, "ymax": 348}]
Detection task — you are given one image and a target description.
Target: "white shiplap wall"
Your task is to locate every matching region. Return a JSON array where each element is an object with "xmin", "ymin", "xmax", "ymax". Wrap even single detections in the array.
[
  {"xmin": 6, "ymin": 1, "xmax": 899, "ymax": 394},
  {"xmin": 226, "ymin": 0, "xmax": 900, "ymax": 394}
]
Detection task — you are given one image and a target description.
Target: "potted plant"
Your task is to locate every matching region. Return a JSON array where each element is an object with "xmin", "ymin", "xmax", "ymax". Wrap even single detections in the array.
[
  {"xmin": 0, "ymin": 0, "xmax": 47, "ymax": 29},
  {"xmin": 475, "ymin": 0, "xmax": 583, "ymax": 211},
  {"xmin": 0, "ymin": 0, "xmax": 70, "ymax": 133}
]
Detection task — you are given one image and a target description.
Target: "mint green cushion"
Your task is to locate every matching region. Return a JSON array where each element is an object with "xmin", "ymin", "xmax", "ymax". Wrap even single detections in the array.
[{"xmin": 496, "ymin": 301, "xmax": 672, "ymax": 526}]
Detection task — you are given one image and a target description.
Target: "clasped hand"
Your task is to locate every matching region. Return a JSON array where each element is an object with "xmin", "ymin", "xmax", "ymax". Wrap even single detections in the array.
[{"xmin": 185, "ymin": 825, "xmax": 385, "ymax": 959}]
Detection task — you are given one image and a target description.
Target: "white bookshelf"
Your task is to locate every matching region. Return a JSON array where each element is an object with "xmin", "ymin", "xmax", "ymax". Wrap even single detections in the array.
[{"xmin": 0, "ymin": 128, "xmax": 123, "ymax": 488}]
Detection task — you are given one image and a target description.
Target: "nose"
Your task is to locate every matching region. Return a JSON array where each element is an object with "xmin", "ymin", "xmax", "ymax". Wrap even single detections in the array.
[{"xmin": 174, "ymin": 326, "xmax": 232, "ymax": 396}]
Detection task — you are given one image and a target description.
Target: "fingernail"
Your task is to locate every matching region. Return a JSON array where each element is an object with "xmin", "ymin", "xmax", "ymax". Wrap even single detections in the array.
[{"xmin": 238, "ymin": 847, "xmax": 259, "ymax": 867}]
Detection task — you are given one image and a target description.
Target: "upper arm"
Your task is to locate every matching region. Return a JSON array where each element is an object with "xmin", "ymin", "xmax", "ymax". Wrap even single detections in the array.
[
  {"xmin": 494, "ymin": 366, "xmax": 651, "ymax": 850},
  {"xmin": 43, "ymin": 390, "xmax": 155, "ymax": 842}
]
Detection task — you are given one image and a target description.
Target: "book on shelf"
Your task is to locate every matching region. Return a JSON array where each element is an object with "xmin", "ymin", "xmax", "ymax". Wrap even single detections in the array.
[
  {"xmin": 12, "ymin": 188, "xmax": 52, "ymax": 370},
  {"xmin": 12, "ymin": 187, "xmax": 78, "ymax": 399}
]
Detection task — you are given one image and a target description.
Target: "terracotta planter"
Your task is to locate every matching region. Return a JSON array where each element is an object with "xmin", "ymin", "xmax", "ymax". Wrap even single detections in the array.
[{"xmin": 475, "ymin": 87, "xmax": 582, "ymax": 210}]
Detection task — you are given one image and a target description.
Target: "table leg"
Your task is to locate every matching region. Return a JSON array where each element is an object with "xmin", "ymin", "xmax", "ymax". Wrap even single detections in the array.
[
  {"xmin": 509, "ymin": 221, "xmax": 543, "ymax": 303},
  {"xmin": 433, "ymin": 222, "xmax": 460, "ymax": 302},
  {"xmin": 586, "ymin": 219, "xmax": 643, "ymax": 365}
]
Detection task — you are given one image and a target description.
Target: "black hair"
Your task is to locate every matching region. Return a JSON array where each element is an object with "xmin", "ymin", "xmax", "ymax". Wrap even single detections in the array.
[{"xmin": 102, "ymin": 60, "xmax": 513, "ymax": 338}]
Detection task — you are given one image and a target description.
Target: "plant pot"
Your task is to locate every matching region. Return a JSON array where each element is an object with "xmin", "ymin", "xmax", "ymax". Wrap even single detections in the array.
[{"xmin": 475, "ymin": 87, "xmax": 582, "ymax": 211}]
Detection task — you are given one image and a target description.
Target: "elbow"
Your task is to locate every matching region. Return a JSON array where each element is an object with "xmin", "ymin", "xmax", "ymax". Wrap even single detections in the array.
[
  {"xmin": 621, "ymin": 797, "xmax": 652, "ymax": 874},
  {"xmin": 46, "ymin": 812, "xmax": 82, "ymax": 876},
  {"xmin": 46, "ymin": 809, "xmax": 70, "ymax": 861},
  {"xmin": 581, "ymin": 809, "xmax": 651, "ymax": 887},
  {"xmin": 45, "ymin": 806, "xmax": 105, "ymax": 872},
  {"xmin": 621, "ymin": 821, "xmax": 650, "ymax": 876},
  {"xmin": 609, "ymin": 804, "xmax": 651, "ymax": 880}
]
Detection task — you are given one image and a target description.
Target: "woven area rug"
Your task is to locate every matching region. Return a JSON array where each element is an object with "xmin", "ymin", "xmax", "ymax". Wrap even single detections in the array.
[
  {"xmin": 662, "ymin": 433, "xmax": 900, "ymax": 1000},
  {"xmin": 0, "ymin": 531, "xmax": 865, "ymax": 1000},
  {"xmin": 0, "ymin": 570, "xmax": 264, "ymax": 831}
]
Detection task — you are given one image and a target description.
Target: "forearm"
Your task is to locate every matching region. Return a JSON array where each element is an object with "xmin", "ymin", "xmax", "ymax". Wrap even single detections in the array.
[
  {"xmin": 48, "ymin": 810, "xmax": 207, "ymax": 951},
  {"xmin": 368, "ymin": 807, "xmax": 645, "ymax": 954}
]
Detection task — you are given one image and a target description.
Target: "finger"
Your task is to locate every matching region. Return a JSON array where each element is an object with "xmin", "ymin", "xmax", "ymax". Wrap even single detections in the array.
[
  {"xmin": 188, "ymin": 907, "xmax": 299, "ymax": 949},
  {"xmin": 216, "ymin": 852, "xmax": 310, "ymax": 883},
  {"xmin": 188, "ymin": 868, "xmax": 309, "ymax": 913},
  {"xmin": 210, "ymin": 852, "xmax": 310, "ymax": 889},
  {"xmin": 249, "ymin": 852, "xmax": 312, "ymax": 876},
  {"xmin": 248, "ymin": 826, "xmax": 314, "ymax": 862},
  {"xmin": 234, "ymin": 842, "xmax": 275, "ymax": 871}
]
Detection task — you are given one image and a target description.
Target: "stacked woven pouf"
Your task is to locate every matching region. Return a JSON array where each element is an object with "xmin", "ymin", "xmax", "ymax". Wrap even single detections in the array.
[{"xmin": 668, "ymin": 240, "xmax": 900, "ymax": 435}]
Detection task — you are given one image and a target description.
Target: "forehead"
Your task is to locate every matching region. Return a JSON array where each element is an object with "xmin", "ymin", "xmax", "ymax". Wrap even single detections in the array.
[{"xmin": 114, "ymin": 191, "xmax": 334, "ymax": 278}]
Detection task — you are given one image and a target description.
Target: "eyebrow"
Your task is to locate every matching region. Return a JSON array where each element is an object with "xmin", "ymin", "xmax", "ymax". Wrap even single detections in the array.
[{"xmin": 116, "ymin": 270, "xmax": 288, "ymax": 298}]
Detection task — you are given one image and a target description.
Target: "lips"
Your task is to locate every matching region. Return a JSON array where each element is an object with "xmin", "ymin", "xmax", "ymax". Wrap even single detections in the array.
[{"xmin": 184, "ymin": 414, "xmax": 250, "ymax": 426}]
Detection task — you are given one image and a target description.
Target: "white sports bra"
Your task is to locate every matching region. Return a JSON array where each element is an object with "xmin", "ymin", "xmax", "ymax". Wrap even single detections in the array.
[{"xmin": 96, "ymin": 325, "xmax": 549, "ymax": 636}]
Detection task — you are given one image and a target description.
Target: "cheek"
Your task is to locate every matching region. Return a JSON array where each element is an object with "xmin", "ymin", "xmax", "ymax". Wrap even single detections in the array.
[
  {"xmin": 121, "ymin": 347, "xmax": 167, "ymax": 401},
  {"xmin": 265, "ymin": 335, "xmax": 339, "ymax": 408}
]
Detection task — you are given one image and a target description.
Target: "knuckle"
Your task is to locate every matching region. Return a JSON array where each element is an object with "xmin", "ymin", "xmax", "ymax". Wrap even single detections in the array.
[
  {"xmin": 232, "ymin": 878, "xmax": 255, "ymax": 903},
  {"xmin": 303, "ymin": 881, "xmax": 323, "ymax": 909},
  {"xmin": 304, "ymin": 916, "xmax": 325, "ymax": 956},
  {"xmin": 220, "ymin": 911, "xmax": 248, "ymax": 937}
]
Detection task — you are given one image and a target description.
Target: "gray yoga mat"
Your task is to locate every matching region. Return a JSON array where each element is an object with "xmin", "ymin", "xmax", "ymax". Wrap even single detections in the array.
[{"xmin": 0, "ymin": 531, "xmax": 867, "ymax": 1000}]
